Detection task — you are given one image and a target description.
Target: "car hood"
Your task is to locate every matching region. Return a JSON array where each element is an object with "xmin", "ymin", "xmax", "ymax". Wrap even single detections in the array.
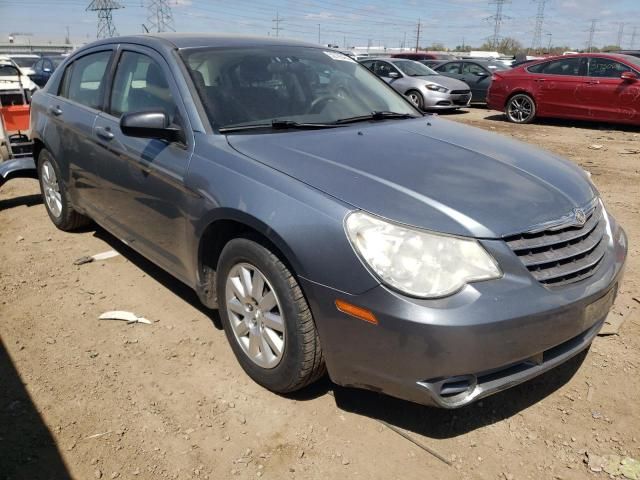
[
  {"xmin": 226, "ymin": 117, "xmax": 596, "ymax": 238},
  {"xmin": 414, "ymin": 75, "xmax": 469, "ymax": 90}
]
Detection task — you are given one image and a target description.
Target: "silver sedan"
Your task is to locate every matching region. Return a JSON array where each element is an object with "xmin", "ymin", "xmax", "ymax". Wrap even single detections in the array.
[{"xmin": 361, "ymin": 57, "xmax": 472, "ymax": 110}]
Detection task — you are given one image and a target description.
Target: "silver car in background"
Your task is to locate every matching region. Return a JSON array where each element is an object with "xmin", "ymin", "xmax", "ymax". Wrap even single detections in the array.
[{"xmin": 361, "ymin": 57, "xmax": 472, "ymax": 110}]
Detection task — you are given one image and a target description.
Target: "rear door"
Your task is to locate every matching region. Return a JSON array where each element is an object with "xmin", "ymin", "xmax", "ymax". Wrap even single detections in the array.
[
  {"xmin": 528, "ymin": 57, "xmax": 587, "ymax": 119},
  {"xmin": 581, "ymin": 57, "xmax": 640, "ymax": 123},
  {"xmin": 45, "ymin": 48, "xmax": 115, "ymax": 219},
  {"xmin": 460, "ymin": 62, "xmax": 491, "ymax": 101},
  {"xmin": 92, "ymin": 45, "xmax": 194, "ymax": 278},
  {"xmin": 435, "ymin": 62, "xmax": 462, "ymax": 80}
]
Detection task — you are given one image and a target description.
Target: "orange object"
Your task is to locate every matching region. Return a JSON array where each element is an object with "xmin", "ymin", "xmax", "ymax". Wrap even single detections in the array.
[
  {"xmin": 335, "ymin": 299, "xmax": 378, "ymax": 325},
  {"xmin": 0, "ymin": 105, "xmax": 30, "ymax": 132}
]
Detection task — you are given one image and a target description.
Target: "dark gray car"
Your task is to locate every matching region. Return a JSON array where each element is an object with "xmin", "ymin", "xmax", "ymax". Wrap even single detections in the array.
[
  {"xmin": 30, "ymin": 34, "xmax": 627, "ymax": 409},
  {"xmin": 435, "ymin": 59, "xmax": 509, "ymax": 102}
]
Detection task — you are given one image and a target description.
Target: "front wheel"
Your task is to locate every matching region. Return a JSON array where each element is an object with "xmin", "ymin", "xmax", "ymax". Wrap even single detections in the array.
[
  {"xmin": 505, "ymin": 93, "xmax": 536, "ymax": 124},
  {"xmin": 217, "ymin": 238, "xmax": 325, "ymax": 393},
  {"xmin": 406, "ymin": 90, "xmax": 424, "ymax": 110}
]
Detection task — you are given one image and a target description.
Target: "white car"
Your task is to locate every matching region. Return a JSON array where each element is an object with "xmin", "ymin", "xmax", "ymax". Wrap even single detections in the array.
[
  {"xmin": 7, "ymin": 54, "xmax": 40, "ymax": 76},
  {"xmin": 0, "ymin": 56, "xmax": 39, "ymax": 97}
]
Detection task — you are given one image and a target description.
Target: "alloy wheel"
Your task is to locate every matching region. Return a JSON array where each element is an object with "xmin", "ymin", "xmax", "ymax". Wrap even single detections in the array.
[
  {"xmin": 225, "ymin": 262, "xmax": 286, "ymax": 369},
  {"xmin": 41, "ymin": 159, "xmax": 62, "ymax": 218},
  {"xmin": 507, "ymin": 95, "xmax": 534, "ymax": 123}
]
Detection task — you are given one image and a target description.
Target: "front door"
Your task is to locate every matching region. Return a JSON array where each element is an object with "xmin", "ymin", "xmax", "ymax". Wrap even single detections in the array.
[
  {"xmin": 460, "ymin": 62, "xmax": 491, "ymax": 102},
  {"xmin": 529, "ymin": 57, "xmax": 586, "ymax": 119},
  {"xmin": 580, "ymin": 57, "xmax": 640, "ymax": 123},
  {"xmin": 92, "ymin": 46, "xmax": 194, "ymax": 280}
]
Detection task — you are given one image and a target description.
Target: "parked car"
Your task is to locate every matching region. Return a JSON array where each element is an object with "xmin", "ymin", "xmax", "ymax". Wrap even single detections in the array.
[
  {"xmin": 0, "ymin": 56, "xmax": 39, "ymax": 98},
  {"xmin": 418, "ymin": 60, "xmax": 445, "ymax": 69},
  {"xmin": 391, "ymin": 52, "xmax": 458, "ymax": 61},
  {"xmin": 31, "ymin": 34, "xmax": 626, "ymax": 409},
  {"xmin": 487, "ymin": 53, "xmax": 640, "ymax": 125},
  {"xmin": 7, "ymin": 54, "xmax": 40, "ymax": 76},
  {"xmin": 361, "ymin": 57, "xmax": 471, "ymax": 110},
  {"xmin": 433, "ymin": 59, "xmax": 509, "ymax": 102},
  {"xmin": 30, "ymin": 55, "xmax": 66, "ymax": 87}
]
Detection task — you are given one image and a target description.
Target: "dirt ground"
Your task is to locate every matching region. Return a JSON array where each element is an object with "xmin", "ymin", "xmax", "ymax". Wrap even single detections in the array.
[{"xmin": 1, "ymin": 107, "xmax": 639, "ymax": 480}]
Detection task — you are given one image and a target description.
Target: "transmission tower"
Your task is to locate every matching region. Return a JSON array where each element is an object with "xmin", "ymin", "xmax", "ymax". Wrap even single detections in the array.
[
  {"xmin": 616, "ymin": 22, "xmax": 625, "ymax": 48},
  {"xmin": 488, "ymin": 0, "xmax": 511, "ymax": 50},
  {"xmin": 86, "ymin": 0, "xmax": 123, "ymax": 39},
  {"xmin": 272, "ymin": 12, "xmax": 283, "ymax": 37},
  {"xmin": 147, "ymin": 0, "xmax": 175, "ymax": 33},
  {"xmin": 630, "ymin": 27, "xmax": 637, "ymax": 49},
  {"xmin": 586, "ymin": 19, "xmax": 597, "ymax": 53},
  {"xmin": 530, "ymin": 0, "xmax": 547, "ymax": 52}
]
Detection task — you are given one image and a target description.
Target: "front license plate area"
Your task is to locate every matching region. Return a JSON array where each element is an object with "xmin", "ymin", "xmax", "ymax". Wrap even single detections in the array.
[{"xmin": 585, "ymin": 287, "xmax": 616, "ymax": 326}]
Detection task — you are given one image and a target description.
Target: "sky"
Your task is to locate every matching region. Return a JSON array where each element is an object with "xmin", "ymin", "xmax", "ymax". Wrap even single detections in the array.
[{"xmin": 0, "ymin": 0, "xmax": 639, "ymax": 50}]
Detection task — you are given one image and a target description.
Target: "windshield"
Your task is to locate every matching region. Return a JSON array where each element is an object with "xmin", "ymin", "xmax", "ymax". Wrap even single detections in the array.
[
  {"xmin": 621, "ymin": 54, "xmax": 640, "ymax": 69},
  {"xmin": 12, "ymin": 57, "xmax": 38, "ymax": 68},
  {"xmin": 0, "ymin": 65, "xmax": 21, "ymax": 77},
  {"xmin": 393, "ymin": 60, "xmax": 438, "ymax": 76},
  {"xmin": 180, "ymin": 46, "xmax": 418, "ymax": 130}
]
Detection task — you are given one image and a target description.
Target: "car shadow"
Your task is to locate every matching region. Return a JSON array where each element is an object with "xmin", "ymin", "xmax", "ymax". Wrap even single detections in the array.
[
  {"xmin": 91, "ymin": 227, "xmax": 223, "ymax": 330},
  {"xmin": 0, "ymin": 193, "xmax": 42, "ymax": 211},
  {"xmin": 0, "ymin": 340, "xmax": 72, "ymax": 479},
  {"xmin": 482, "ymin": 113, "xmax": 640, "ymax": 132},
  {"xmin": 85, "ymin": 226, "xmax": 587, "ymax": 437}
]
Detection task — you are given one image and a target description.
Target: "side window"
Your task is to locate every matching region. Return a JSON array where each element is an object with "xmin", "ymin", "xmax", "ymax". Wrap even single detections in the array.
[
  {"xmin": 33, "ymin": 59, "xmax": 43, "ymax": 72},
  {"xmin": 462, "ymin": 63, "xmax": 487, "ymax": 75},
  {"xmin": 361, "ymin": 61, "xmax": 375, "ymax": 72},
  {"xmin": 439, "ymin": 62, "xmax": 461, "ymax": 74},
  {"xmin": 540, "ymin": 58, "xmax": 581, "ymax": 76},
  {"xmin": 44, "ymin": 60, "xmax": 53, "ymax": 72},
  {"xmin": 588, "ymin": 58, "xmax": 631, "ymax": 78},
  {"xmin": 61, "ymin": 51, "xmax": 112, "ymax": 109},
  {"xmin": 109, "ymin": 51, "xmax": 176, "ymax": 120}
]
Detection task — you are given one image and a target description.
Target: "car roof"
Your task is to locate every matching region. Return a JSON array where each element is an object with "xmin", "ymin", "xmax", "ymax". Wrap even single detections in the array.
[{"xmin": 76, "ymin": 33, "xmax": 319, "ymax": 53}]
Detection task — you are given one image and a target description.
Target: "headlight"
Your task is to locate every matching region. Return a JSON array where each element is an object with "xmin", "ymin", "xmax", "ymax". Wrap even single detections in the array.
[
  {"xmin": 345, "ymin": 212, "xmax": 502, "ymax": 298},
  {"xmin": 425, "ymin": 83, "xmax": 448, "ymax": 93}
]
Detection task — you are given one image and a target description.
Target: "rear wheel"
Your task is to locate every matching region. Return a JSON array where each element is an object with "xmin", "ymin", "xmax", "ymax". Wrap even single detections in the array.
[
  {"xmin": 37, "ymin": 149, "xmax": 90, "ymax": 231},
  {"xmin": 505, "ymin": 93, "xmax": 536, "ymax": 124},
  {"xmin": 406, "ymin": 90, "xmax": 424, "ymax": 110},
  {"xmin": 217, "ymin": 238, "xmax": 325, "ymax": 393}
]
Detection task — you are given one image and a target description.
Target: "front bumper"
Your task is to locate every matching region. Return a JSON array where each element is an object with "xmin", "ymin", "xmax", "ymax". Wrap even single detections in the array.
[
  {"xmin": 302, "ymin": 216, "xmax": 627, "ymax": 408},
  {"xmin": 423, "ymin": 90, "xmax": 472, "ymax": 110}
]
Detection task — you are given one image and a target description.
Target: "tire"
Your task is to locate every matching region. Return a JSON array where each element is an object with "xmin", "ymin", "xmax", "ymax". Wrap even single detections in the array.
[
  {"xmin": 406, "ymin": 90, "xmax": 424, "ymax": 110},
  {"xmin": 217, "ymin": 238, "xmax": 325, "ymax": 393},
  {"xmin": 505, "ymin": 93, "xmax": 536, "ymax": 124},
  {"xmin": 37, "ymin": 149, "xmax": 90, "ymax": 231}
]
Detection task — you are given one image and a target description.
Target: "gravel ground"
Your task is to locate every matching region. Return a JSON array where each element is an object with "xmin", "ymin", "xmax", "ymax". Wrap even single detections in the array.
[{"xmin": 1, "ymin": 107, "xmax": 639, "ymax": 480}]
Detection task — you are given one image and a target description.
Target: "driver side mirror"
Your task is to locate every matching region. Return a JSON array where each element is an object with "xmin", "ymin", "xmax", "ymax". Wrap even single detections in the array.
[
  {"xmin": 621, "ymin": 71, "xmax": 638, "ymax": 82},
  {"xmin": 120, "ymin": 110, "xmax": 182, "ymax": 142},
  {"xmin": 388, "ymin": 71, "xmax": 401, "ymax": 79},
  {"xmin": 474, "ymin": 71, "xmax": 488, "ymax": 77}
]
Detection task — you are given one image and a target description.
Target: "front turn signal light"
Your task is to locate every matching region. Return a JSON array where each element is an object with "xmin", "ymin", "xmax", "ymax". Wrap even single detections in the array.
[{"xmin": 335, "ymin": 300, "xmax": 378, "ymax": 325}]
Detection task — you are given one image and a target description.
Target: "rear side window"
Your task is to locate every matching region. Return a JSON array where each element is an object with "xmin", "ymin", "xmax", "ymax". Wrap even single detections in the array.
[
  {"xmin": 438, "ymin": 62, "xmax": 461, "ymax": 74},
  {"xmin": 461, "ymin": 63, "xmax": 486, "ymax": 75},
  {"xmin": 60, "ymin": 51, "xmax": 112, "ymax": 110},
  {"xmin": 588, "ymin": 58, "xmax": 631, "ymax": 77},
  {"xmin": 109, "ymin": 51, "xmax": 176, "ymax": 120},
  {"xmin": 529, "ymin": 58, "xmax": 582, "ymax": 76}
]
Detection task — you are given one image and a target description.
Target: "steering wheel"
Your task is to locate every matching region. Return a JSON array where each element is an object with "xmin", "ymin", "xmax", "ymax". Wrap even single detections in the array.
[{"xmin": 308, "ymin": 94, "xmax": 341, "ymax": 114}]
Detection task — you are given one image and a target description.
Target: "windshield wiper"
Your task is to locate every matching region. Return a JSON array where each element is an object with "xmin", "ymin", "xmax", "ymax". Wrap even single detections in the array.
[
  {"xmin": 333, "ymin": 111, "xmax": 421, "ymax": 125},
  {"xmin": 219, "ymin": 119, "xmax": 343, "ymax": 133}
]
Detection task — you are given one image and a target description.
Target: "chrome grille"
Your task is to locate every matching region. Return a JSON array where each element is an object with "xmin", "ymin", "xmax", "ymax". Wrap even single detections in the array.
[
  {"xmin": 504, "ymin": 202, "xmax": 607, "ymax": 286},
  {"xmin": 450, "ymin": 89, "xmax": 471, "ymax": 95}
]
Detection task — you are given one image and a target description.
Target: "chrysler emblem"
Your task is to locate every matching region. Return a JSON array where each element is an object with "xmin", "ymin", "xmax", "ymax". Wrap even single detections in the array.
[{"xmin": 573, "ymin": 208, "xmax": 587, "ymax": 226}]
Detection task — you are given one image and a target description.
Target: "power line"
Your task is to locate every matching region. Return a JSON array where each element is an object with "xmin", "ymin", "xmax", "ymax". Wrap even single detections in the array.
[
  {"xmin": 616, "ymin": 22, "xmax": 625, "ymax": 48},
  {"xmin": 587, "ymin": 19, "xmax": 597, "ymax": 52},
  {"xmin": 146, "ymin": 0, "xmax": 175, "ymax": 33},
  {"xmin": 86, "ymin": 0, "xmax": 123, "ymax": 39},
  {"xmin": 488, "ymin": 0, "xmax": 511, "ymax": 49},
  {"xmin": 530, "ymin": 0, "xmax": 547, "ymax": 52},
  {"xmin": 272, "ymin": 11, "xmax": 283, "ymax": 37}
]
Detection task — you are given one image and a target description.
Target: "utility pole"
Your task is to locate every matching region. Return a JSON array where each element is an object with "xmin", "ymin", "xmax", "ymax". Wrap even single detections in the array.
[
  {"xmin": 630, "ymin": 26, "xmax": 637, "ymax": 49},
  {"xmin": 546, "ymin": 33, "xmax": 552, "ymax": 52},
  {"xmin": 318, "ymin": 24, "xmax": 321, "ymax": 44},
  {"xmin": 489, "ymin": 0, "xmax": 511, "ymax": 50},
  {"xmin": 272, "ymin": 12, "xmax": 283, "ymax": 37},
  {"xmin": 616, "ymin": 22, "xmax": 625, "ymax": 48},
  {"xmin": 415, "ymin": 18, "xmax": 421, "ymax": 52},
  {"xmin": 65, "ymin": 26, "xmax": 71, "ymax": 44},
  {"xmin": 587, "ymin": 19, "xmax": 597, "ymax": 53},
  {"xmin": 146, "ymin": 0, "xmax": 175, "ymax": 33},
  {"xmin": 86, "ymin": 0, "xmax": 123, "ymax": 39},
  {"xmin": 530, "ymin": 0, "xmax": 547, "ymax": 53}
]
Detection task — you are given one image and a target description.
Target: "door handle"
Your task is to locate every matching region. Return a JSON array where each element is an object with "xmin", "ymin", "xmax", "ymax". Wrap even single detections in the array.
[
  {"xmin": 48, "ymin": 105, "xmax": 63, "ymax": 116},
  {"xmin": 534, "ymin": 78, "xmax": 546, "ymax": 82},
  {"xmin": 95, "ymin": 126, "xmax": 114, "ymax": 141},
  {"xmin": 587, "ymin": 80, "xmax": 600, "ymax": 85}
]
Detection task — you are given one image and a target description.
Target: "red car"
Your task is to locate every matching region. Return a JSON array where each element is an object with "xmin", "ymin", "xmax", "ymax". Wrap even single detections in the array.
[{"xmin": 487, "ymin": 53, "xmax": 640, "ymax": 126}]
